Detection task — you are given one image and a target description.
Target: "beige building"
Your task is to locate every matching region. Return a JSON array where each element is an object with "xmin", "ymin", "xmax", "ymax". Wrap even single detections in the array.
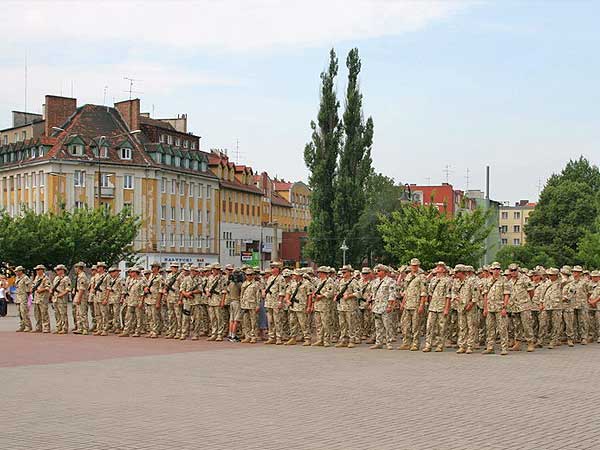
[{"xmin": 499, "ymin": 200, "xmax": 536, "ymax": 246}]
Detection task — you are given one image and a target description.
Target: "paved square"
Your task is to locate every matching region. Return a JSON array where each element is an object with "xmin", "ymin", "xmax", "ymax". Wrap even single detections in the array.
[{"xmin": 1, "ymin": 304, "xmax": 600, "ymax": 450}]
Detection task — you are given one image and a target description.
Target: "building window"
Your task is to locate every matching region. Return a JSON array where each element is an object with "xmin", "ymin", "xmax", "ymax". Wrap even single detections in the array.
[
  {"xmin": 191, "ymin": 141, "xmax": 196, "ymax": 150},
  {"xmin": 183, "ymin": 140, "xmax": 189, "ymax": 149},
  {"xmin": 2, "ymin": 136, "xmax": 7, "ymax": 145},
  {"xmin": 100, "ymin": 174, "xmax": 110, "ymax": 188},
  {"xmin": 161, "ymin": 177, "xmax": 167, "ymax": 193},
  {"xmin": 123, "ymin": 174, "xmax": 134, "ymax": 189},
  {"xmin": 24, "ymin": 174, "xmax": 30, "ymax": 189},
  {"xmin": 180, "ymin": 207, "xmax": 185, "ymax": 222},
  {"xmin": 180, "ymin": 234, "xmax": 184, "ymax": 247},
  {"xmin": 188, "ymin": 235, "xmax": 193, "ymax": 248},
  {"xmin": 74, "ymin": 170, "xmax": 85, "ymax": 187},
  {"xmin": 171, "ymin": 180, "xmax": 176, "ymax": 194},
  {"xmin": 206, "ymin": 210, "xmax": 210, "ymax": 225},
  {"xmin": 74, "ymin": 201, "xmax": 85, "ymax": 209},
  {"xmin": 170, "ymin": 206, "xmax": 175, "ymax": 221},
  {"xmin": 32, "ymin": 172, "xmax": 37, "ymax": 187},
  {"xmin": 189, "ymin": 183, "xmax": 194, "ymax": 197},
  {"xmin": 179, "ymin": 181, "xmax": 185, "ymax": 196},
  {"xmin": 198, "ymin": 184, "xmax": 203, "ymax": 198},
  {"xmin": 501, "ymin": 238, "xmax": 508, "ymax": 245},
  {"xmin": 206, "ymin": 185, "xmax": 211, "ymax": 198},
  {"xmin": 70, "ymin": 144, "xmax": 84, "ymax": 156},
  {"xmin": 189, "ymin": 209, "xmax": 193, "ymax": 222},
  {"xmin": 500, "ymin": 225, "xmax": 508, "ymax": 233},
  {"xmin": 170, "ymin": 233, "xmax": 175, "ymax": 247},
  {"xmin": 160, "ymin": 233, "xmax": 166, "ymax": 247},
  {"xmin": 159, "ymin": 134, "xmax": 165, "ymax": 143},
  {"xmin": 120, "ymin": 147, "xmax": 132, "ymax": 160},
  {"xmin": 122, "ymin": 203, "xmax": 132, "ymax": 215},
  {"xmin": 39, "ymin": 171, "xmax": 44, "ymax": 187},
  {"xmin": 197, "ymin": 209, "xmax": 202, "ymax": 223},
  {"xmin": 514, "ymin": 211, "xmax": 521, "ymax": 219},
  {"xmin": 160, "ymin": 205, "xmax": 166, "ymax": 220},
  {"xmin": 99, "ymin": 146, "xmax": 109, "ymax": 158},
  {"xmin": 513, "ymin": 238, "xmax": 521, "ymax": 245},
  {"xmin": 167, "ymin": 135, "xmax": 173, "ymax": 145},
  {"xmin": 205, "ymin": 236, "xmax": 210, "ymax": 249},
  {"xmin": 525, "ymin": 216, "xmax": 529, "ymax": 224},
  {"xmin": 513, "ymin": 225, "xmax": 520, "ymax": 233},
  {"xmin": 198, "ymin": 236, "xmax": 202, "ymax": 248},
  {"xmin": 501, "ymin": 211, "xmax": 508, "ymax": 220},
  {"xmin": 175, "ymin": 138, "xmax": 181, "ymax": 147},
  {"xmin": 174, "ymin": 156, "xmax": 181, "ymax": 167}
]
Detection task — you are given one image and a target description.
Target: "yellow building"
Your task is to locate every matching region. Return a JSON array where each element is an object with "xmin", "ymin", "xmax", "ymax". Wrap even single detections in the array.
[
  {"xmin": 499, "ymin": 201, "xmax": 536, "ymax": 246},
  {"xmin": 273, "ymin": 179, "xmax": 311, "ymax": 231},
  {"xmin": 0, "ymin": 95, "xmax": 220, "ymax": 268}
]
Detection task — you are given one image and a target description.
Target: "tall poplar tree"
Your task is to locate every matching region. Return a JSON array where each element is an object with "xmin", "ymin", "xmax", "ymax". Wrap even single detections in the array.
[
  {"xmin": 333, "ymin": 48, "xmax": 374, "ymax": 265},
  {"xmin": 304, "ymin": 49, "xmax": 342, "ymax": 265}
]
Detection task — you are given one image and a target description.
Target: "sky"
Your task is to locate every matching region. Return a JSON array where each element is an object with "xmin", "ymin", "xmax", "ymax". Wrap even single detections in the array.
[{"xmin": 1, "ymin": 0, "xmax": 599, "ymax": 204}]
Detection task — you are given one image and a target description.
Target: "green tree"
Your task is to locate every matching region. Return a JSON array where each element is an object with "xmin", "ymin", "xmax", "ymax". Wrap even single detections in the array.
[
  {"xmin": 377, "ymin": 203, "xmax": 491, "ymax": 269},
  {"xmin": 496, "ymin": 244, "xmax": 555, "ymax": 268},
  {"xmin": 304, "ymin": 49, "xmax": 342, "ymax": 265},
  {"xmin": 526, "ymin": 157, "xmax": 600, "ymax": 266},
  {"xmin": 0, "ymin": 207, "xmax": 141, "ymax": 270},
  {"xmin": 333, "ymin": 48, "xmax": 374, "ymax": 266},
  {"xmin": 576, "ymin": 217, "xmax": 600, "ymax": 268}
]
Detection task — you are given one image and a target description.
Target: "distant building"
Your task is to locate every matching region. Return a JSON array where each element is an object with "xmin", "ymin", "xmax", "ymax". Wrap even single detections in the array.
[
  {"xmin": 409, "ymin": 183, "xmax": 477, "ymax": 217},
  {"xmin": 499, "ymin": 200, "xmax": 536, "ymax": 247}
]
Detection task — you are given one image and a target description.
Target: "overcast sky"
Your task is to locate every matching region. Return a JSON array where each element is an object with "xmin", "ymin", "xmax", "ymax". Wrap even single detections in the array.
[{"xmin": 1, "ymin": 0, "xmax": 598, "ymax": 204}]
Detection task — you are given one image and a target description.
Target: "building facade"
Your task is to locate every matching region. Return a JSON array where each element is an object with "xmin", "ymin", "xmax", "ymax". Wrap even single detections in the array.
[
  {"xmin": 499, "ymin": 200, "xmax": 536, "ymax": 247},
  {"xmin": 409, "ymin": 183, "xmax": 478, "ymax": 217}
]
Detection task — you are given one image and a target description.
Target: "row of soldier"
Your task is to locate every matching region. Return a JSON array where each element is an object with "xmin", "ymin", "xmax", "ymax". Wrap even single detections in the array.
[{"xmin": 11, "ymin": 258, "xmax": 600, "ymax": 355}]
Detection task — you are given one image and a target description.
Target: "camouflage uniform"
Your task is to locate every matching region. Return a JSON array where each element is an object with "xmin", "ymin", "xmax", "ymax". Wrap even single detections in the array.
[
  {"xmin": 106, "ymin": 273, "xmax": 124, "ymax": 333},
  {"xmin": 370, "ymin": 269, "xmax": 397, "ymax": 349},
  {"xmin": 424, "ymin": 273, "xmax": 452, "ymax": 351},
  {"xmin": 14, "ymin": 271, "xmax": 32, "ymax": 332},
  {"xmin": 32, "ymin": 270, "xmax": 51, "ymax": 333},
  {"xmin": 335, "ymin": 275, "xmax": 361, "ymax": 347},
  {"xmin": 73, "ymin": 269, "xmax": 90, "ymax": 334},
  {"xmin": 144, "ymin": 271, "xmax": 164, "ymax": 338},
  {"xmin": 206, "ymin": 270, "xmax": 227, "ymax": 340},
  {"xmin": 240, "ymin": 273, "xmax": 261, "ymax": 342},
  {"xmin": 506, "ymin": 272, "xmax": 535, "ymax": 350},
  {"xmin": 311, "ymin": 271, "xmax": 336, "ymax": 347},
  {"xmin": 264, "ymin": 269, "xmax": 287, "ymax": 344},
  {"xmin": 543, "ymin": 273, "xmax": 565, "ymax": 348},
  {"xmin": 451, "ymin": 269, "xmax": 479, "ymax": 353},
  {"xmin": 286, "ymin": 273, "xmax": 313, "ymax": 345},
  {"xmin": 483, "ymin": 275, "xmax": 510, "ymax": 353},
  {"xmin": 163, "ymin": 268, "xmax": 183, "ymax": 338},
  {"xmin": 51, "ymin": 271, "xmax": 71, "ymax": 334},
  {"xmin": 122, "ymin": 272, "xmax": 145, "ymax": 336},
  {"xmin": 400, "ymin": 271, "xmax": 428, "ymax": 350}
]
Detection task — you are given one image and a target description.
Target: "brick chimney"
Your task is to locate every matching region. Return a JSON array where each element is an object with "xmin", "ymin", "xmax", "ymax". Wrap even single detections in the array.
[
  {"xmin": 114, "ymin": 99, "xmax": 140, "ymax": 132},
  {"xmin": 44, "ymin": 95, "xmax": 77, "ymax": 136}
]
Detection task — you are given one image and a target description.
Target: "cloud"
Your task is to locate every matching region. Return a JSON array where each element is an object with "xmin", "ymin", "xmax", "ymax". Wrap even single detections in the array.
[{"xmin": 1, "ymin": 0, "xmax": 472, "ymax": 52}]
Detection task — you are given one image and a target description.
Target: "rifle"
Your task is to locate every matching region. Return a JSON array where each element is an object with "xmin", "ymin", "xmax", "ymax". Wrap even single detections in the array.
[
  {"xmin": 264, "ymin": 276, "xmax": 278, "ymax": 296},
  {"xmin": 31, "ymin": 277, "xmax": 44, "ymax": 302},
  {"xmin": 50, "ymin": 276, "xmax": 64, "ymax": 309},
  {"xmin": 289, "ymin": 281, "xmax": 301, "ymax": 306},
  {"xmin": 334, "ymin": 280, "xmax": 351, "ymax": 303},
  {"xmin": 93, "ymin": 274, "xmax": 108, "ymax": 295},
  {"xmin": 207, "ymin": 278, "xmax": 221, "ymax": 296}
]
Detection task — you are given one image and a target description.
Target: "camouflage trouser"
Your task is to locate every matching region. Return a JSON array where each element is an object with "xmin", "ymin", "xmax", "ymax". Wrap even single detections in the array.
[
  {"xmin": 33, "ymin": 302, "xmax": 50, "ymax": 332},
  {"xmin": 448, "ymin": 310, "xmax": 458, "ymax": 344},
  {"xmin": 357, "ymin": 308, "xmax": 374, "ymax": 339},
  {"xmin": 400, "ymin": 308, "xmax": 422, "ymax": 346},
  {"xmin": 573, "ymin": 308, "xmax": 589, "ymax": 341},
  {"xmin": 549, "ymin": 310, "xmax": 564, "ymax": 344},
  {"xmin": 76, "ymin": 301, "xmax": 89, "ymax": 332},
  {"xmin": 374, "ymin": 312, "xmax": 394, "ymax": 345},
  {"xmin": 531, "ymin": 310, "xmax": 540, "ymax": 340},
  {"xmin": 478, "ymin": 307, "xmax": 486, "ymax": 345},
  {"xmin": 338, "ymin": 310, "xmax": 356, "ymax": 342},
  {"xmin": 425, "ymin": 311, "xmax": 448, "ymax": 348},
  {"xmin": 17, "ymin": 302, "xmax": 32, "ymax": 331},
  {"xmin": 208, "ymin": 305, "xmax": 225, "ymax": 338},
  {"xmin": 562, "ymin": 310, "xmax": 575, "ymax": 340},
  {"xmin": 124, "ymin": 305, "xmax": 143, "ymax": 334},
  {"xmin": 93, "ymin": 302, "xmax": 103, "ymax": 331},
  {"xmin": 55, "ymin": 301, "xmax": 69, "ymax": 333},
  {"xmin": 512, "ymin": 310, "xmax": 535, "ymax": 344},
  {"xmin": 159, "ymin": 304, "xmax": 168, "ymax": 334},
  {"xmin": 71, "ymin": 302, "xmax": 78, "ymax": 331},
  {"xmin": 315, "ymin": 309, "xmax": 331, "ymax": 344},
  {"xmin": 167, "ymin": 302, "xmax": 182, "ymax": 337},
  {"xmin": 485, "ymin": 311, "xmax": 508, "ymax": 350},
  {"xmin": 145, "ymin": 303, "xmax": 160, "ymax": 335},
  {"xmin": 290, "ymin": 310, "xmax": 310, "ymax": 341},
  {"xmin": 457, "ymin": 307, "xmax": 478, "ymax": 349},
  {"xmin": 589, "ymin": 309, "xmax": 599, "ymax": 341},
  {"xmin": 242, "ymin": 308, "xmax": 259, "ymax": 339},
  {"xmin": 537, "ymin": 310, "xmax": 550, "ymax": 345},
  {"xmin": 109, "ymin": 303, "xmax": 122, "ymax": 332}
]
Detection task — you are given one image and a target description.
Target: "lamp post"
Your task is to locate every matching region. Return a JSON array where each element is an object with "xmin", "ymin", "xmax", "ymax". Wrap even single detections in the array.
[{"xmin": 340, "ymin": 239, "xmax": 349, "ymax": 266}]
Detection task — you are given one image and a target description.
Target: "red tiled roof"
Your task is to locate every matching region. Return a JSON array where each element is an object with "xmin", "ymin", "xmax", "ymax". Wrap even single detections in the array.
[
  {"xmin": 274, "ymin": 181, "xmax": 292, "ymax": 191},
  {"xmin": 272, "ymin": 192, "xmax": 292, "ymax": 208},
  {"xmin": 139, "ymin": 115, "xmax": 176, "ymax": 131},
  {"xmin": 219, "ymin": 178, "xmax": 263, "ymax": 195}
]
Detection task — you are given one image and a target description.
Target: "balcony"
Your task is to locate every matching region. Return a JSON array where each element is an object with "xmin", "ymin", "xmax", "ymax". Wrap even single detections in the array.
[{"xmin": 94, "ymin": 186, "xmax": 115, "ymax": 198}]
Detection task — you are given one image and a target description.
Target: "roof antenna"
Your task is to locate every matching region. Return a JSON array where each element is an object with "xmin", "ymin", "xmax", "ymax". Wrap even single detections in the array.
[
  {"xmin": 103, "ymin": 86, "xmax": 108, "ymax": 106},
  {"xmin": 24, "ymin": 50, "xmax": 28, "ymax": 113},
  {"xmin": 123, "ymin": 77, "xmax": 143, "ymax": 100}
]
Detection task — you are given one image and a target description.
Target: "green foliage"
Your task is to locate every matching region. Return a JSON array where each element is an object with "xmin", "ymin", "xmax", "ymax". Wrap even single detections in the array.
[
  {"xmin": 333, "ymin": 48, "xmax": 374, "ymax": 266},
  {"xmin": 577, "ymin": 217, "xmax": 600, "ymax": 268},
  {"xmin": 526, "ymin": 157, "xmax": 600, "ymax": 266},
  {"xmin": 377, "ymin": 203, "xmax": 492, "ymax": 270},
  {"xmin": 304, "ymin": 49, "xmax": 342, "ymax": 266},
  {"xmin": 0, "ymin": 207, "xmax": 141, "ymax": 270},
  {"xmin": 496, "ymin": 244, "xmax": 555, "ymax": 268}
]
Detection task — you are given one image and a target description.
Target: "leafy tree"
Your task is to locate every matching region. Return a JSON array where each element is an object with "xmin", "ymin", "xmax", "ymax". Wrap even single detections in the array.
[
  {"xmin": 377, "ymin": 203, "xmax": 492, "ymax": 269},
  {"xmin": 333, "ymin": 48, "xmax": 374, "ymax": 266},
  {"xmin": 577, "ymin": 217, "xmax": 600, "ymax": 268},
  {"xmin": 496, "ymin": 244, "xmax": 555, "ymax": 268},
  {"xmin": 526, "ymin": 157, "xmax": 600, "ymax": 266},
  {"xmin": 304, "ymin": 49, "xmax": 342, "ymax": 265},
  {"xmin": 0, "ymin": 207, "xmax": 141, "ymax": 270}
]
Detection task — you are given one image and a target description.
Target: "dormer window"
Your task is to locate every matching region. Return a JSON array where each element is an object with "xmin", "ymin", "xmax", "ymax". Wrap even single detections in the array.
[
  {"xmin": 175, "ymin": 138, "xmax": 181, "ymax": 147},
  {"xmin": 200, "ymin": 161, "xmax": 207, "ymax": 172},
  {"xmin": 100, "ymin": 146, "xmax": 109, "ymax": 158},
  {"xmin": 70, "ymin": 144, "xmax": 84, "ymax": 156},
  {"xmin": 120, "ymin": 147, "xmax": 132, "ymax": 160},
  {"xmin": 183, "ymin": 140, "xmax": 189, "ymax": 149},
  {"xmin": 174, "ymin": 156, "xmax": 181, "ymax": 167},
  {"xmin": 191, "ymin": 141, "xmax": 196, "ymax": 150}
]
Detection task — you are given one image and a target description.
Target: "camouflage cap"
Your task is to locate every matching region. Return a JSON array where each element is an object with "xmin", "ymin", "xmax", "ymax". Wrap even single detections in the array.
[
  {"xmin": 34, "ymin": 264, "xmax": 46, "ymax": 271},
  {"xmin": 374, "ymin": 264, "xmax": 390, "ymax": 272},
  {"xmin": 340, "ymin": 264, "xmax": 353, "ymax": 272},
  {"xmin": 454, "ymin": 264, "xmax": 465, "ymax": 272},
  {"xmin": 561, "ymin": 266, "xmax": 572, "ymax": 275},
  {"xmin": 211, "ymin": 263, "xmax": 222, "ymax": 270},
  {"xmin": 169, "ymin": 262, "xmax": 180, "ymax": 268},
  {"xmin": 361, "ymin": 267, "xmax": 372, "ymax": 274},
  {"xmin": 583, "ymin": 270, "xmax": 590, "ymax": 275},
  {"xmin": 190, "ymin": 265, "xmax": 200, "ymax": 272},
  {"xmin": 244, "ymin": 268, "xmax": 254, "ymax": 275},
  {"xmin": 142, "ymin": 269, "xmax": 151, "ymax": 275},
  {"xmin": 264, "ymin": 268, "xmax": 272, "ymax": 274},
  {"xmin": 128, "ymin": 266, "xmax": 141, "ymax": 273},
  {"xmin": 292, "ymin": 269, "xmax": 303, "ymax": 276},
  {"xmin": 74, "ymin": 261, "xmax": 86, "ymax": 269},
  {"xmin": 54, "ymin": 264, "xmax": 67, "ymax": 272},
  {"xmin": 150, "ymin": 262, "xmax": 161, "ymax": 268},
  {"xmin": 225, "ymin": 264, "xmax": 235, "ymax": 270},
  {"xmin": 108, "ymin": 266, "xmax": 120, "ymax": 272},
  {"xmin": 464, "ymin": 265, "xmax": 475, "ymax": 272},
  {"xmin": 503, "ymin": 269, "xmax": 511, "ymax": 276},
  {"xmin": 410, "ymin": 258, "xmax": 421, "ymax": 266},
  {"xmin": 546, "ymin": 267, "xmax": 559, "ymax": 276},
  {"xmin": 182, "ymin": 264, "xmax": 191, "ymax": 271},
  {"xmin": 316, "ymin": 266, "xmax": 329, "ymax": 273},
  {"xmin": 91, "ymin": 265, "xmax": 97, "ymax": 270},
  {"xmin": 14, "ymin": 265, "xmax": 25, "ymax": 272},
  {"xmin": 590, "ymin": 270, "xmax": 600, "ymax": 277},
  {"xmin": 269, "ymin": 261, "xmax": 283, "ymax": 268},
  {"xmin": 508, "ymin": 263, "xmax": 519, "ymax": 271},
  {"xmin": 482, "ymin": 265, "xmax": 490, "ymax": 272},
  {"xmin": 435, "ymin": 261, "xmax": 447, "ymax": 267},
  {"xmin": 282, "ymin": 269, "xmax": 293, "ymax": 277},
  {"xmin": 329, "ymin": 267, "xmax": 337, "ymax": 274},
  {"xmin": 572, "ymin": 265, "xmax": 583, "ymax": 272},
  {"xmin": 490, "ymin": 262, "xmax": 502, "ymax": 270},
  {"xmin": 96, "ymin": 261, "xmax": 107, "ymax": 268}
]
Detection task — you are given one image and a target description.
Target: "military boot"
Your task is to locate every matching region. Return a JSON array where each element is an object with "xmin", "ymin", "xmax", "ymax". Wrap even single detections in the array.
[
  {"xmin": 397, "ymin": 343, "xmax": 411, "ymax": 350},
  {"xmin": 465, "ymin": 347, "xmax": 473, "ymax": 354},
  {"xmin": 456, "ymin": 347, "xmax": 466, "ymax": 354},
  {"xmin": 567, "ymin": 339, "xmax": 574, "ymax": 347},
  {"xmin": 335, "ymin": 340, "xmax": 348, "ymax": 348},
  {"xmin": 527, "ymin": 342, "xmax": 535, "ymax": 352},
  {"xmin": 311, "ymin": 340, "xmax": 324, "ymax": 347},
  {"xmin": 510, "ymin": 341, "xmax": 521, "ymax": 352},
  {"xmin": 422, "ymin": 345, "xmax": 432, "ymax": 353},
  {"xmin": 347, "ymin": 342, "xmax": 356, "ymax": 348},
  {"xmin": 265, "ymin": 338, "xmax": 275, "ymax": 344},
  {"xmin": 240, "ymin": 337, "xmax": 251, "ymax": 343},
  {"xmin": 369, "ymin": 343, "xmax": 382, "ymax": 349},
  {"xmin": 482, "ymin": 347, "xmax": 495, "ymax": 354},
  {"xmin": 302, "ymin": 339, "xmax": 311, "ymax": 346},
  {"xmin": 500, "ymin": 349, "xmax": 508, "ymax": 356},
  {"xmin": 284, "ymin": 338, "xmax": 297, "ymax": 346},
  {"xmin": 410, "ymin": 343, "xmax": 419, "ymax": 351},
  {"xmin": 434, "ymin": 345, "xmax": 444, "ymax": 352}
]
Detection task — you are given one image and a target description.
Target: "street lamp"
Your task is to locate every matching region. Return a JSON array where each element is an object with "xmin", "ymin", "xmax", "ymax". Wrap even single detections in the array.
[
  {"xmin": 400, "ymin": 183, "xmax": 412, "ymax": 204},
  {"xmin": 340, "ymin": 239, "xmax": 349, "ymax": 266}
]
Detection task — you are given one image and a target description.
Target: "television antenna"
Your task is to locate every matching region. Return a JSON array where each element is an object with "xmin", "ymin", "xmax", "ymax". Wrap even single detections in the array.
[{"xmin": 123, "ymin": 77, "xmax": 143, "ymax": 99}]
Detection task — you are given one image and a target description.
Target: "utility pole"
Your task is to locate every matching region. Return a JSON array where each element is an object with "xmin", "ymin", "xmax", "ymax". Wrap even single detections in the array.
[{"xmin": 443, "ymin": 165, "xmax": 451, "ymax": 184}]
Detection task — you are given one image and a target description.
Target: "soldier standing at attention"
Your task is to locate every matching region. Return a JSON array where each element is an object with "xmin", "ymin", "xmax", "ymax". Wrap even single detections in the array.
[
  {"xmin": 358, "ymin": 267, "xmax": 374, "ymax": 344},
  {"xmin": 369, "ymin": 264, "xmax": 397, "ymax": 350},
  {"xmin": 311, "ymin": 266, "xmax": 336, "ymax": 347},
  {"xmin": 398, "ymin": 258, "xmax": 428, "ymax": 351},
  {"xmin": 179, "ymin": 266, "xmax": 197, "ymax": 340},
  {"xmin": 285, "ymin": 269, "xmax": 313, "ymax": 346},
  {"xmin": 506, "ymin": 263, "xmax": 536, "ymax": 352},
  {"xmin": 543, "ymin": 268, "xmax": 564, "ymax": 349},
  {"xmin": 206, "ymin": 264, "xmax": 226, "ymax": 341},
  {"xmin": 51, "ymin": 265, "xmax": 72, "ymax": 334},
  {"xmin": 240, "ymin": 268, "xmax": 261, "ymax": 344},
  {"xmin": 451, "ymin": 265, "xmax": 479, "ymax": 354},
  {"xmin": 143, "ymin": 262, "xmax": 164, "ymax": 339},
  {"xmin": 162, "ymin": 263, "xmax": 182, "ymax": 339},
  {"xmin": 423, "ymin": 262, "xmax": 452, "ymax": 353},
  {"xmin": 105, "ymin": 267, "xmax": 124, "ymax": 334},
  {"xmin": 263, "ymin": 262, "xmax": 285, "ymax": 345},
  {"xmin": 335, "ymin": 265, "xmax": 361, "ymax": 348},
  {"xmin": 14, "ymin": 266, "xmax": 32, "ymax": 332},
  {"xmin": 588, "ymin": 271, "xmax": 600, "ymax": 343},
  {"xmin": 31, "ymin": 265, "xmax": 51, "ymax": 333},
  {"xmin": 120, "ymin": 267, "xmax": 145, "ymax": 337},
  {"xmin": 88, "ymin": 265, "xmax": 98, "ymax": 332},
  {"xmin": 72, "ymin": 262, "xmax": 90, "ymax": 335},
  {"xmin": 482, "ymin": 262, "xmax": 510, "ymax": 355},
  {"xmin": 91, "ymin": 262, "xmax": 110, "ymax": 336},
  {"xmin": 570, "ymin": 266, "xmax": 590, "ymax": 344}
]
